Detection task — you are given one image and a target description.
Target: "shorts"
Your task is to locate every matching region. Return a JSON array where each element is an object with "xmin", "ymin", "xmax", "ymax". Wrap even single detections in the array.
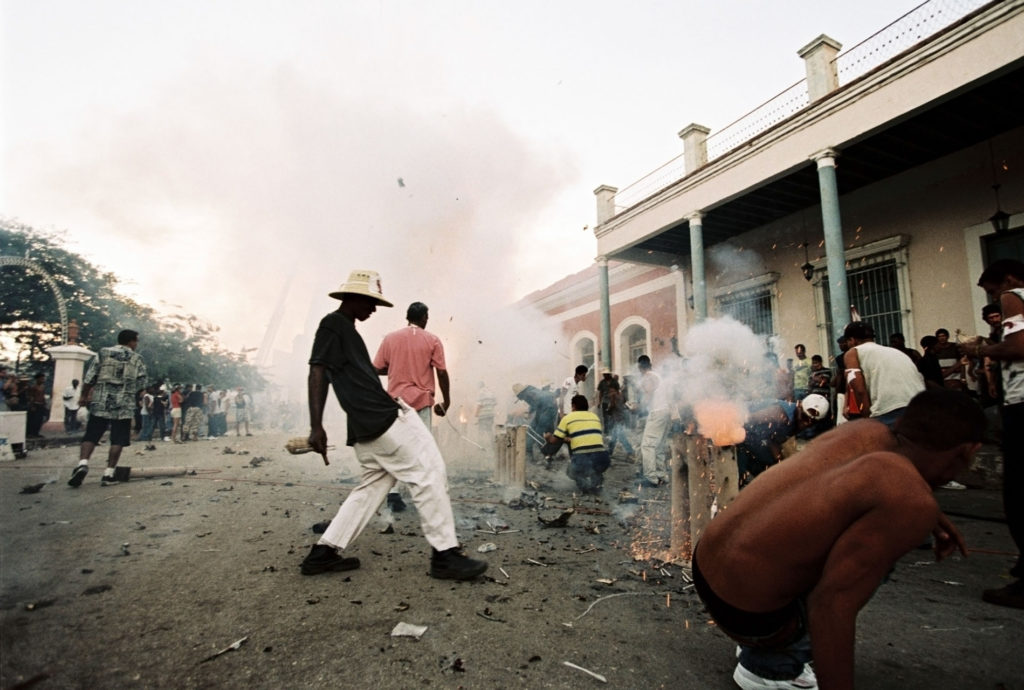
[
  {"xmin": 171, "ymin": 408, "xmax": 182, "ymax": 419},
  {"xmin": 83, "ymin": 414, "xmax": 132, "ymax": 447},
  {"xmin": 691, "ymin": 543, "xmax": 806, "ymax": 648}
]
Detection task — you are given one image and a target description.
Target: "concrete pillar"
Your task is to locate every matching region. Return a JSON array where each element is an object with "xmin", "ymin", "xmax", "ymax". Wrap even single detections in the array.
[
  {"xmin": 798, "ymin": 34, "xmax": 842, "ymax": 101},
  {"xmin": 678, "ymin": 123, "xmax": 711, "ymax": 174},
  {"xmin": 813, "ymin": 149, "xmax": 851, "ymax": 343},
  {"xmin": 688, "ymin": 213, "xmax": 708, "ymax": 322},
  {"xmin": 594, "ymin": 185, "xmax": 619, "ymax": 225},
  {"xmin": 43, "ymin": 344, "xmax": 95, "ymax": 433},
  {"xmin": 597, "ymin": 256, "xmax": 612, "ymax": 371}
]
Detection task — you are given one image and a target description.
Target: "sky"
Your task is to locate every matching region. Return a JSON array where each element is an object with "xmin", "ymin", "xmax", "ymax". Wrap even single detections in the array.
[{"xmin": 1, "ymin": 0, "xmax": 925, "ymax": 386}]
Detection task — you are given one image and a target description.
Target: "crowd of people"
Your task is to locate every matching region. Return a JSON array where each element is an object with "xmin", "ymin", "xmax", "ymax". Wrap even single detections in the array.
[{"xmin": 8, "ymin": 261, "xmax": 1016, "ymax": 690}]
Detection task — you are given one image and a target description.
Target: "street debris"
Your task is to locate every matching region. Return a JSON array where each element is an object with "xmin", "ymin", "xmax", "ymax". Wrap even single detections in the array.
[
  {"xmin": 477, "ymin": 542, "xmax": 497, "ymax": 553},
  {"xmin": 82, "ymin": 584, "xmax": 113, "ymax": 596},
  {"xmin": 391, "ymin": 622, "xmax": 428, "ymax": 640},
  {"xmin": 24, "ymin": 599, "xmax": 56, "ymax": 611},
  {"xmin": 537, "ymin": 508, "xmax": 574, "ymax": 528},
  {"xmin": 200, "ymin": 636, "xmax": 248, "ymax": 663},
  {"xmin": 475, "ymin": 606, "xmax": 503, "ymax": 622},
  {"xmin": 20, "ymin": 483, "xmax": 45, "ymax": 494},
  {"xmin": 563, "ymin": 661, "xmax": 607, "ymax": 683},
  {"xmin": 574, "ymin": 592, "xmax": 649, "ymax": 621}
]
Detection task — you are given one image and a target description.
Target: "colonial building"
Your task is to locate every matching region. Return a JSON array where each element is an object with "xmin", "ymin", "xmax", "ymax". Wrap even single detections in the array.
[{"xmin": 525, "ymin": 0, "xmax": 1023, "ymax": 374}]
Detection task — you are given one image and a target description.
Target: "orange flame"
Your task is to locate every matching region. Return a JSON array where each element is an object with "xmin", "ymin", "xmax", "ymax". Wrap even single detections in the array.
[{"xmin": 693, "ymin": 399, "xmax": 746, "ymax": 446}]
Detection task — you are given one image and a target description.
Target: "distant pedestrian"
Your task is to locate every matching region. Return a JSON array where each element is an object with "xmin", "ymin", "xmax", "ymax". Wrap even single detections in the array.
[
  {"xmin": 62, "ymin": 378, "xmax": 81, "ymax": 432},
  {"xmin": 68, "ymin": 329, "xmax": 147, "ymax": 487},
  {"xmin": 234, "ymin": 387, "xmax": 252, "ymax": 436},
  {"xmin": 25, "ymin": 373, "xmax": 48, "ymax": 438}
]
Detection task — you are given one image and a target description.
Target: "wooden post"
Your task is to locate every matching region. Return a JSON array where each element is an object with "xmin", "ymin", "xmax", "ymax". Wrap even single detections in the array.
[
  {"xmin": 512, "ymin": 425, "xmax": 527, "ymax": 489},
  {"xmin": 684, "ymin": 435, "xmax": 715, "ymax": 550},
  {"xmin": 669, "ymin": 433, "xmax": 691, "ymax": 557},
  {"xmin": 493, "ymin": 425, "xmax": 527, "ymax": 489}
]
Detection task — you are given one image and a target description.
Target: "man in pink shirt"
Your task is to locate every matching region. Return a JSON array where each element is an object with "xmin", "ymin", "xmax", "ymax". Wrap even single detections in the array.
[{"xmin": 374, "ymin": 302, "xmax": 451, "ymax": 511}]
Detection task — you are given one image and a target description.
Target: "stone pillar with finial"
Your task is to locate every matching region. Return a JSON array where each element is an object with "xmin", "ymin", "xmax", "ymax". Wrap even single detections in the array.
[{"xmin": 43, "ymin": 320, "xmax": 96, "ymax": 434}]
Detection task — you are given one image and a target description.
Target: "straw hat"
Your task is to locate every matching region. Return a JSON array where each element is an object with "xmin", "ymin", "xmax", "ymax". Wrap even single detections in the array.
[{"xmin": 328, "ymin": 269, "xmax": 393, "ymax": 307}]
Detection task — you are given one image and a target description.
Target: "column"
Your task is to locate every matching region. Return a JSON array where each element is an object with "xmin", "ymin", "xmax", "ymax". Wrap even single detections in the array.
[
  {"xmin": 43, "ymin": 344, "xmax": 95, "ymax": 433},
  {"xmin": 813, "ymin": 149, "xmax": 850, "ymax": 343},
  {"xmin": 598, "ymin": 256, "xmax": 612, "ymax": 371},
  {"xmin": 688, "ymin": 213, "xmax": 707, "ymax": 321}
]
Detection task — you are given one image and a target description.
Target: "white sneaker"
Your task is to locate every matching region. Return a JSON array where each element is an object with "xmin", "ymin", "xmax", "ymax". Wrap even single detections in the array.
[
  {"xmin": 940, "ymin": 480, "xmax": 967, "ymax": 490},
  {"xmin": 733, "ymin": 662, "xmax": 817, "ymax": 689},
  {"xmin": 163, "ymin": 437, "xmax": 171, "ymax": 442}
]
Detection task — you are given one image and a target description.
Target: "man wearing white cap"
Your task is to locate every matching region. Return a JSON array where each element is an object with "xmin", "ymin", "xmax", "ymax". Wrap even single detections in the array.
[
  {"xmin": 302, "ymin": 269, "xmax": 487, "ymax": 580},
  {"xmin": 737, "ymin": 394, "xmax": 830, "ymax": 485}
]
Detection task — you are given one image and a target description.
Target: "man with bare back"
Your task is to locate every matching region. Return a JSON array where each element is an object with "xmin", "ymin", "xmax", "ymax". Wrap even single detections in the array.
[{"xmin": 692, "ymin": 389, "xmax": 985, "ymax": 690}]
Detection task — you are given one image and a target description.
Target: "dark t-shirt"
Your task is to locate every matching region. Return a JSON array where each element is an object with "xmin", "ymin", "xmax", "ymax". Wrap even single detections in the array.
[
  {"xmin": 918, "ymin": 353, "xmax": 945, "ymax": 388},
  {"xmin": 309, "ymin": 310, "xmax": 399, "ymax": 446}
]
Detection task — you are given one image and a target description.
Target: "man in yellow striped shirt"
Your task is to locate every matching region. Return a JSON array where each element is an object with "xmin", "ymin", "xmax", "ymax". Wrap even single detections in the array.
[{"xmin": 545, "ymin": 395, "xmax": 611, "ymax": 494}]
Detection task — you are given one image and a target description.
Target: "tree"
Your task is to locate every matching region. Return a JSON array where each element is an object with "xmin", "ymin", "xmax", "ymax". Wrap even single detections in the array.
[{"xmin": 1, "ymin": 219, "xmax": 264, "ymax": 390}]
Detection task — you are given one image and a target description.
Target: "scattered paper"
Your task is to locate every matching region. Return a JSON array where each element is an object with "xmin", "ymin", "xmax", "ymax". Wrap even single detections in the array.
[{"xmin": 391, "ymin": 622, "xmax": 428, "ymax": 639}]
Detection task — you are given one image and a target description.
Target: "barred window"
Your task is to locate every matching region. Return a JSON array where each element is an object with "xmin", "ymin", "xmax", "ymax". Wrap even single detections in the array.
[
  {"xmin": 718, "ymin": 289, "xmax": 774, "ymax": 336},
  {"xmin": 814, "ymin": 237, "xmax": 912, "ymax": 356}
]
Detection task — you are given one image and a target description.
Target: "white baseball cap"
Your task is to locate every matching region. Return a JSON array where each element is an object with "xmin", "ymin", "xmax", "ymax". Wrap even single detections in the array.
[{"xmin": 801, "ymin": 393, "xmax": 830, "ymax": 419}]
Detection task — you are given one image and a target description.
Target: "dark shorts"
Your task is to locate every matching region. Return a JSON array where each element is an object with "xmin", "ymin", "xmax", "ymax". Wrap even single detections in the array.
[
  {"xmin": 83, "ymin": 414, "xmax": 132, "ymax": 447},
  {"xmin": 691, "ymin": 543, "xmax": 806, "ymax": 648}
]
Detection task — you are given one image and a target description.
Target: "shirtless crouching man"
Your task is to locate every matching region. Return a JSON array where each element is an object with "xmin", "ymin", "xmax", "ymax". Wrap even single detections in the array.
[{"xmin": 693, "ymin": 389, "xmax": 984, "ymax": 690}]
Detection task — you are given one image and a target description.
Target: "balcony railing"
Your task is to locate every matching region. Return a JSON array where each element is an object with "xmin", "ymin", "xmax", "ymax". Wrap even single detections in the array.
[{"xmin": 611, "ymin": 0, "xmax": 993, "ymax": 214}]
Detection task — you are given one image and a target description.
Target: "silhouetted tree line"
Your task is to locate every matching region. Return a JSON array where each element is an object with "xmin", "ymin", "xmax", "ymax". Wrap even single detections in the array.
[{"xmin": 1, "ymin": 219, "xmax": 264, "ymax": 390}]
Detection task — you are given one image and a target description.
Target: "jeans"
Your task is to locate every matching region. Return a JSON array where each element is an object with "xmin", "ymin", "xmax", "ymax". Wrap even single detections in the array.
[
  {"xmin": 606, "ymin": 420, "xmax": 634, "ymax": 456},
  {"xmin": 739, "ymin": 630, "xmax": 812, "ymax": 680},
  {"xmin": 140, "ymin": 414, "xmax": 154, "ymax": 441},
  {"xmin": 566, "ymin": 450, "xmax": 610, "ymax": 492}
]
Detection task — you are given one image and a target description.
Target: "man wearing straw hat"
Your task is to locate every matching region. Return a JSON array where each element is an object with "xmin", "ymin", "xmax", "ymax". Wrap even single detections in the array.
[{"xmin": 302, "ymin": 269, "xmax": 487, "ymax": 580}]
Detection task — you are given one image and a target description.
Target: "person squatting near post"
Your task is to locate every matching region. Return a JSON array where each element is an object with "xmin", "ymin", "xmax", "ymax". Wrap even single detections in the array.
[
  {"xmin": 543, "ymin": 394, "xmax": 611, "ymax": 494},
  {"xmin": 301, "ymin": 269, "xmax": 486, "ymax": 580},
  {"xmin": 692, "ymin": 389, "xmax": 985, "ymax": 690},
  {"xmin": 735, "ymin": 393, "xmax": 829, "ymax": 486},
  {"xmin": 68, "ymin": 329, "xmax": 148, "ymax": 488}
]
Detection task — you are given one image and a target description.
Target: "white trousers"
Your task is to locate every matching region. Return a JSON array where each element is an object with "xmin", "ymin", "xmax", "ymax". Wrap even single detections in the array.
[
  {"xmin": 640, "ymin": 408, "xmax": 671, "ymax": 482},
  {"xmin": 389, "ymin": 404, "xmax": 432, "ymax": 497},
  {"xmin": 321, "ymin": 403, "xmax": 458, "ymax": 552}
]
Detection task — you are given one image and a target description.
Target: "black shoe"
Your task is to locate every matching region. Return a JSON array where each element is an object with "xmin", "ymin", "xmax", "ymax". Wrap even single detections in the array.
[
  {"xmin": 430, "ymin": 548, "xmax": 487, "ymax": 580},
  {"xmin": 300, "ymin": 544, "xmax": 360, "ymax": 575},
  {"xmin": 387, "ymin": 493, "xmax": 407, "ymax": 512},
  {"xmin": 982, "ymin": 579, "xmax": 1024, "ymax": 609},
  {"xmin": 100, "ymin": 474, "xmax": 120, "ymax": 487},
  {"xmin": 68, "ymin": 465, "xmax": 88, "ymax": 488}
]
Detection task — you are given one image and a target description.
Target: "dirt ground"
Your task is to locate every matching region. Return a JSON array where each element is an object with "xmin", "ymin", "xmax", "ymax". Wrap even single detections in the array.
[{"xmin": 1, "ymin": 426, "xmax": 1022, "ymax": 690}]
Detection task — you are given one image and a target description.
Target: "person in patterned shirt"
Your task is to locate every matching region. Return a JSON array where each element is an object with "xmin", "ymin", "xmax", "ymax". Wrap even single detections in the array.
[{"xmin": 68, "ymin": 329, "xmax": 148, "ymax": 488}]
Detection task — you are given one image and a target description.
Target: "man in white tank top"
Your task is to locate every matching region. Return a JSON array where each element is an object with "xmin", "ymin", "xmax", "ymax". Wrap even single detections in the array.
[{"xmin": 842, "ymin": 321, "xmax": 925, "ymax": 428}]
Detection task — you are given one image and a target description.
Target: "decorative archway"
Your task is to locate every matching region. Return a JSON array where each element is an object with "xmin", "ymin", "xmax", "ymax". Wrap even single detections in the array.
[{"xmin": 0, "ymin": 256, "xmax": 69, "ymax": 344}]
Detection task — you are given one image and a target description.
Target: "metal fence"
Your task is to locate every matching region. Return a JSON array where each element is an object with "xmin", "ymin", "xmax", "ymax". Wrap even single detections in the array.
[{"xmin": 612, "ymin": 0, "xmax": 992, "ymax": 215}]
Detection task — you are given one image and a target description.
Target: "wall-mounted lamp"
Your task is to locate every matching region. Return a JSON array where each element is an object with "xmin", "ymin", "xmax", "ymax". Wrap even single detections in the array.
[
  {"xmin": 988, "ymin": 140, "xmax": 1011, "ymax": 234},
  {"xmin": 800, "ymin": 242, "xmax": 814, "ymax": 282},
  {"xmin": 990, "ymin": 183, "xmax": 1011, "ymax": 234}
]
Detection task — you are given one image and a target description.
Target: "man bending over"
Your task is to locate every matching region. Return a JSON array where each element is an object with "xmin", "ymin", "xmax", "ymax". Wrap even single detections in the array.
[{"xmin": 693, "ymin": 389, "xmax": 984, "ymax": 690}]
